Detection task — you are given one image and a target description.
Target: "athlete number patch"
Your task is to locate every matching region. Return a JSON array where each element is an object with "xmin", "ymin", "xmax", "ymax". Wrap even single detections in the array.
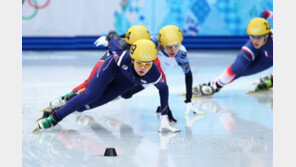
[
  {"xmin": 264, "ymin": 22, "xmax": 270, "ymax": 30},
  {"xmin": 126, "ymin": 32, "xmax": 131, "ymax": 40},
  {"xmin": 130, "ymin": 44, "xmax": 137, "ymax": 54}
]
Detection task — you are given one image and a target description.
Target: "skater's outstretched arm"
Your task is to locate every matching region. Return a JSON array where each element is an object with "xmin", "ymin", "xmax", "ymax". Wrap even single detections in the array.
[{"xmin": 154, "ymin": 75, "xmax": 169, "ymax": 115}]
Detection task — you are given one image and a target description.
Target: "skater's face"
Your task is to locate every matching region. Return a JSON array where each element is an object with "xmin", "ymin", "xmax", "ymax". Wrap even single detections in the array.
[
  {"xmin": 164, "ymin": 44, "xmax": 180, "ymax": 57},
  {"xmin": 133, "ymin": 60, "xmax": 153, "ymax": 76},
  {"xmin": 250, "ymin": 34, "xmax": 268, "ymax": 49}
]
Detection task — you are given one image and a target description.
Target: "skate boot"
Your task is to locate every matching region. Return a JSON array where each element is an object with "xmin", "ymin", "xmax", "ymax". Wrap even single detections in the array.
[
  {"xmin": 158, "ymin": 115, "xmax": 181, "ymax": 133},
  {"xmin": 192, "ymin": 81, "xmax": 221, "ymax": 96},
  {"xmin": 37, "ymin": 108, "xmax": 56, "ymax": 121},
  {"xmin": 255, "ymin": 75, "xmax": 273, "ymax": 91},
  {"xmin": 49, "ymin": 92, "xmax": 78, "ymax": 110},
  {"xmin": 38, "ymin": 114, "xmax": 60, "ymax": 130}
]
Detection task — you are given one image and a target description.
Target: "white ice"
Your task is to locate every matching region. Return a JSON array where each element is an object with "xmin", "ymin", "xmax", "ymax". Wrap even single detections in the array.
[{"xmin": 23, "ymin": 50, "xmax": 273, "ymax": 167}]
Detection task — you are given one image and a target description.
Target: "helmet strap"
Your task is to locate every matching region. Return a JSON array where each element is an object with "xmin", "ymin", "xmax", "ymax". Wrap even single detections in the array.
[{"xmin": 263, "ymin": 34, "xmax": 269, "ymax": 44}]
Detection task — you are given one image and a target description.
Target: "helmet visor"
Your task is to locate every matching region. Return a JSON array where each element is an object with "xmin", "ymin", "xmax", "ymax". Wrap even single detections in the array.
[
  {"xmin": 134, "ymin": 60, "xmax": 153, "ymax": 68},
  {"xmin": 164, "ymin": 44, "xmax": 180, "ymax": 50},
  {"xmin": 250, "ymin": 34, "xmax": 267, "ymax": 39}
]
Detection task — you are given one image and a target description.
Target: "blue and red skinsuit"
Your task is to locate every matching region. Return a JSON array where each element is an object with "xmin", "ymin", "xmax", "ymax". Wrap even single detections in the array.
[
  {"xmin": 216, "ymin": 10, "xmax": 273, "ymax": 87},
  {"xmin": 71, "ymin": 38, "xmax": 166, "ymax": 94},
  {"xmin": 54, "ymin": 39, "xmax": 169, "ymax": 121}
]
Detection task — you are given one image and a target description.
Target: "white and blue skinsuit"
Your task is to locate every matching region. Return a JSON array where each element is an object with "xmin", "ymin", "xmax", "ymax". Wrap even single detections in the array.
[{"xmin": 53, "ymin": 39, "xmax": 170, "ymax": 121}]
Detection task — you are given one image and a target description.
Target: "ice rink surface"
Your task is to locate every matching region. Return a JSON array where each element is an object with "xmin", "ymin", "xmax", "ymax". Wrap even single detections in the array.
[{"xmin": 23, "ymin": 50, "xmax": 273, "ymax": 167}]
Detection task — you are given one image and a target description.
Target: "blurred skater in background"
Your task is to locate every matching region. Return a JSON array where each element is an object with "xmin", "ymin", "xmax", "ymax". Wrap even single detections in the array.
[{"xmin": 193, "ymin": 10, "xmax": 273, "ymax": 96}]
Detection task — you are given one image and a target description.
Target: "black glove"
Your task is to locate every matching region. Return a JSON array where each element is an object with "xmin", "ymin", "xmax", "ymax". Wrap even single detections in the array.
[
  {"xmin": 118, "ymin": 37, "xmax": 130, "ymax": 50},
  {"xmin": 184, "ymin": 99, "xmax": 191, "ymax": 103},
  {"xmin": 167, "ymin": 107, "xmax": 177, "ymax": 123},
  {"xmin": 156, "ymin": 106, "xmax": 177, "ymax": 123},
  {"xmin": 106, "ymin": 30, "xmax": 119, "ymax": 41},
  {"xmin": 156, "ymin": 106, "xmax": 161, "ymax": 113}
]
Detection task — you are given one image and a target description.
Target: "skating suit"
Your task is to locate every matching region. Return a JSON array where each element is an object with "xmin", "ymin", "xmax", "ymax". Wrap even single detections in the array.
[
  {"xmin": 215, "ymin": 10, "xmax": 273, "ymax": 86},
  {"xmin": 54, "ymin": 39, "xmax": 169, "ymax": 120},
  {"xmin": 151, "ymin": 36, "xmax": 193, "ymax": 101}
]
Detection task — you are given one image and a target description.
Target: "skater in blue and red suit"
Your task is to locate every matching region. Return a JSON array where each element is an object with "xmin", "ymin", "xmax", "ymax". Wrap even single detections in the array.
[
  {"xmin": 37, "ymin": 39, "xmax": 181, "ymax": 132},
  {"xmin": 40, "ymin": 25, "xmax": 178, "ymax": 123},
  {"xmin": 193, "ymin": 10, "xmax": 273, "ymax": 96},
  {"xmin": 43, "ymin": 25, "xmax": 200, "ymax": 123}
]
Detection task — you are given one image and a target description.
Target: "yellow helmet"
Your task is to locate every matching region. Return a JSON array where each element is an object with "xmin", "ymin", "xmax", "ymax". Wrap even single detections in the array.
[
  {"xmin": 130, "ymin": 39, "xmax": 157, "ymax": 62},
  {"xmin": 247, "ymin": 17, "xmax": 271, "ymax": 36},
  {"xmin": 158, "ymin": 25, "xmax": 183, "ymax": 46},
  {"xmin": 125, "ymin": 25, "xmax": 151, "ymax": 45}
]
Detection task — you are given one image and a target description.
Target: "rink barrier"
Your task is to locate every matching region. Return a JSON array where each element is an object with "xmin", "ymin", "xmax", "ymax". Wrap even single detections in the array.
[{"xmin": 22, "ymin": 36, "xmax": 249, "ymax": 50}]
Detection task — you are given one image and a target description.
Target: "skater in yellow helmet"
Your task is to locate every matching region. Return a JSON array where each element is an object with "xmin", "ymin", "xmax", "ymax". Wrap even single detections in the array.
[
  {"xmin": 121, "ymin": 25, "xmax": 203, "ymax": 118},
  {"xmin": 193, "ymin": 10, "xmax": 273, "ymax": 96},
  {"xmin": 37, "ymin": 36, "xmax": 180, "ymax": 132}
]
